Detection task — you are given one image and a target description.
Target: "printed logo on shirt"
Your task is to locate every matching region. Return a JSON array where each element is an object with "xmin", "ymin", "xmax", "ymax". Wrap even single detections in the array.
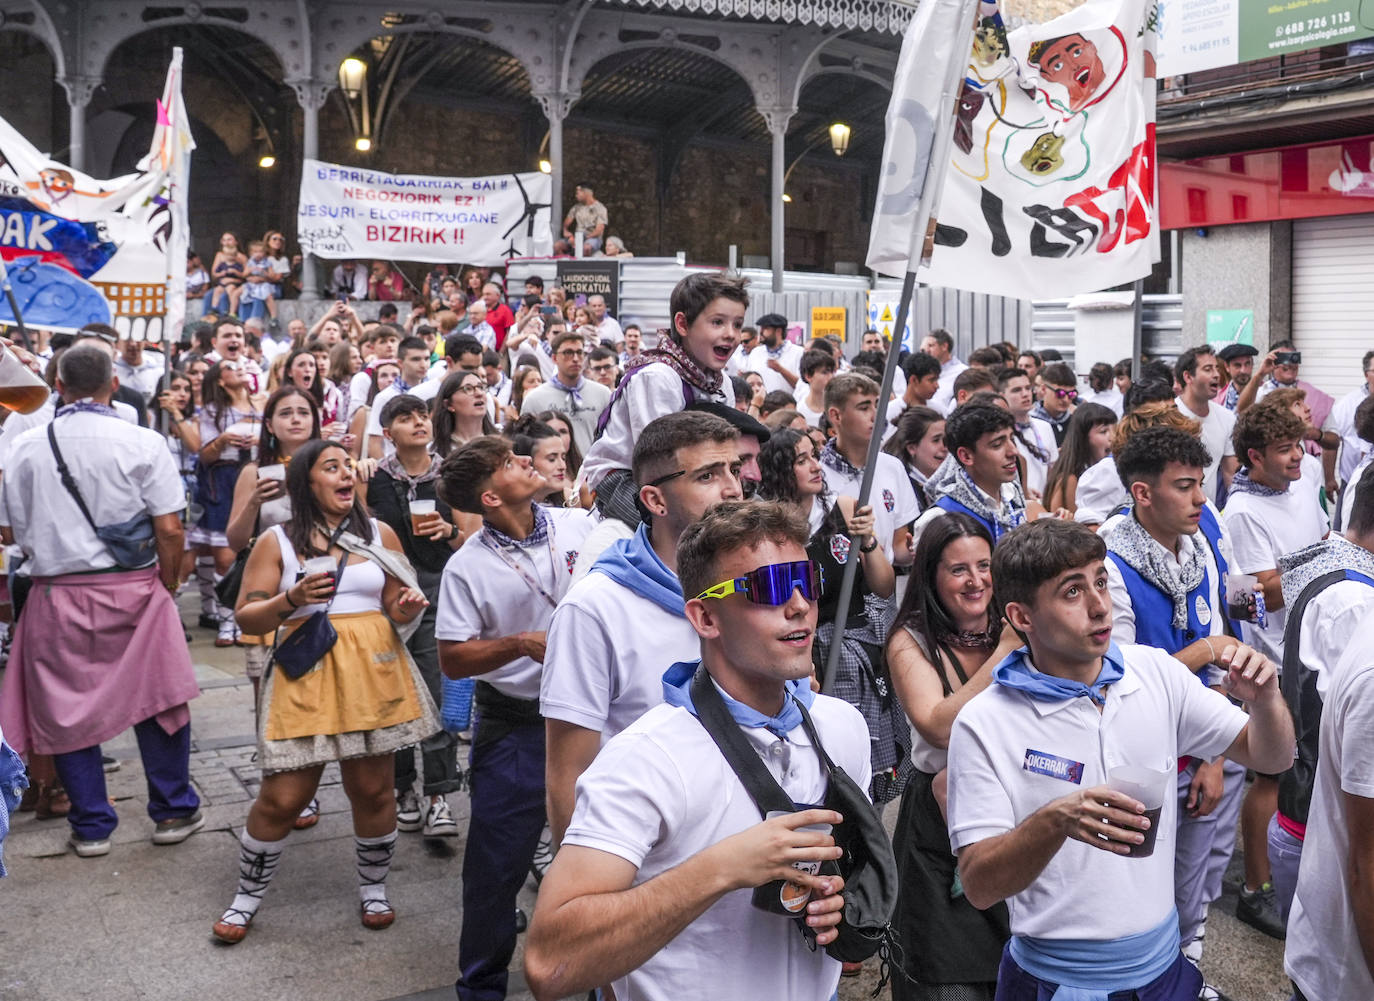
[
  {"xmin": 1022, "ymin": 749, "xmax": 1084, "ymax": 784},
  {"xmin": 882, "ymin": 488, "xmax": 895, "ymax": 513},
  {"xmin": 565, "ymin": 551, "xmax": 578, "ymax": 575},
  {"xmin": 829, "ymin": 534, "xmax": 851, "ymax": 565}
]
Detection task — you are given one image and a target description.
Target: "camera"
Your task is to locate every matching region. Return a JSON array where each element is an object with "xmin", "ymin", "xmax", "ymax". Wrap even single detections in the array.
[{"xmin": 1274, "ymin": 350, "xmax": 1301, "ymax": 366}]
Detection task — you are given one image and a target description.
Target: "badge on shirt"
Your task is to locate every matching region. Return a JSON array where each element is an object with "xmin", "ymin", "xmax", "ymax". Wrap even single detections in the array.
[
  {"xmin": 565, "ymin": 550, "xmax": 578, "ymax": 575},
  {"xmin": 1195, "ymin": 594, "xmax": 1212, "ymax": 627},
  {"xmin": 1023, "ymin": 749, "xmax": 1085, "ymax": 784},
  {"xmin": 829, "ymin": 534, "xmax": 851, "ymax": 565},
  {"xmin": 882, "ymin": 488, "xmax": 895, "ymax": 513}
]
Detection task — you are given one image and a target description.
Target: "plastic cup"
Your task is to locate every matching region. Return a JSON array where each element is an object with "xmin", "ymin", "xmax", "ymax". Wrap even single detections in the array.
[
  {"xmin": 301, "ymin": 555, "xmax": 337, "ymax": 593},
  {"xmin": 258, "ymin": 463, "xmax": 285, "ymax": 482},
  {"xmin": 1107, "ymin": 765, "xmax": 1170, "ymax": 858},
  {"xmin": 0, "ymin": 343, "xmax": 50, "ymax": 414},
  {"xmin": 1225, "ymin": 572, "xmax": 1264, "ymax": 625},
  {"xmin": 752, "ymin": 807, "xmax": 834, "ymax": 916},
  {"xmin": 409, "ymin": 498, "xmax": 437, "ymax": 532}
]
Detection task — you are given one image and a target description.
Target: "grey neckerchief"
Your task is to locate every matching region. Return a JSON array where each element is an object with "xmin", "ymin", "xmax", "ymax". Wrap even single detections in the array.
[
  {"xmin": 1279, "ymin": 536, "xmax": 1374, "ymax": 610},
  {"xmin": 1105, "ymin": 509, "xmax": 1206, "ymax": 630}
]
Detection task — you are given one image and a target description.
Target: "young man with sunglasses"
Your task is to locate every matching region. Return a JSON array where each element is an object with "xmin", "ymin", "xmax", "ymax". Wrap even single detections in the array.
[
  {"xmin": 435, "ymin": 437, "xmax": 594, "ymax": 1001},
  {"xmin": 946, "ymin": 519, "xmax": 1293, "ymax": 1001},
  {"xmin": 525, "ymin": 501, "xmax": 868, "ymax": 1001},
  {"xmin": 1032, "ymin": 362, "xmax": 1079, "ymax": 448},
  {"xmin": 543, "ymin": 412, "xmax": 744, "ymax": 845},
  {"xmin": 519, "ymin": 330, "xmax": 612, "ymax": 457}
]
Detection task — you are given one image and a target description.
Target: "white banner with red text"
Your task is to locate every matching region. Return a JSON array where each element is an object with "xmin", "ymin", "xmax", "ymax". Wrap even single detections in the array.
[{"xmin": 296, "ymin": 160, "xmax": 554, "ymax": 265}]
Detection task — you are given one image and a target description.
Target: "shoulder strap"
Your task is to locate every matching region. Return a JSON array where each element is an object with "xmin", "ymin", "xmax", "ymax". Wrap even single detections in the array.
[
  {"xmin": 688, "ymin": 666, "xmax": 797, "ymax": 818},
  {"xmin": 47, "ymin": 422, "xmax": 100, "ymax": 535}
]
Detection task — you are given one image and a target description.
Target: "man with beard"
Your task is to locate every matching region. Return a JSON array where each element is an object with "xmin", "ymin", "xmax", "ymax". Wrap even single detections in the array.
[
  {"xmin": 1215, "ymin": 343, "xmax": 1257, "ymax": 411},
  {"xmin": 746, "ymin": 314, "xmax": 802, "ymax": 396},
  {"xmin": 1174, "ymin": 346, "xmax": 1238, "ymax": 506}
]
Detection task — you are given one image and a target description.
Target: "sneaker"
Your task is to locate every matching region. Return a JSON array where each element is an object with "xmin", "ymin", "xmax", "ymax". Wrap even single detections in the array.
[
  {"xmin": 514, "ymin": 907, "xmax": 528, "ymax": 934},
  {"xmin": 1182, "ymin": 936, "xmax": 1203, "ymax": 963},
  {"xmin": 422, "ymin": 798, "xmax": 458, "ymax": 837},
  {"xmin": 198, "ymin": 613, "xmax": 219, "ymax": 630},
  {"xmin": 396, "ymin": 788, "xmax": 423, "ymax": 832},
  {"xmin": 152, "ymin": 809, "xmax": 206, "ymax": 845},
  {"xmin": 530, "ymin": 827, "xmax": 554, "ymax": 884},
  {"xmin": 69, "ymin": 832, "xmax": 111, "ymax": 857},
  {"xmin": 101, "ymin": 754, "xmax": 120, "ymax": 774},
  {"xmin": 1236, "ymin": 883, "xmax": 1286, "ymax": 940}
]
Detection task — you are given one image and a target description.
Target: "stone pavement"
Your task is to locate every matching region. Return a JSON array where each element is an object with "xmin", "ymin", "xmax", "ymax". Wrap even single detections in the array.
[{"xmin": 0, "ymin": 596, "xmax": 1291, "ymax": 1001}]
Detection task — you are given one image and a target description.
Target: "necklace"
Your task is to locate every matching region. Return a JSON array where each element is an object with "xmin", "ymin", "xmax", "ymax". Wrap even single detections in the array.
[{"xmin": 947, "ymin": 628, "xmax": 996, "ymax": 649}]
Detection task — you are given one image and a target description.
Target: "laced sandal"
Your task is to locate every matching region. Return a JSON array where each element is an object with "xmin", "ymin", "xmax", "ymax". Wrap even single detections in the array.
[
  {"xmin": 212, "ymin": 909, "xmax": 254, "ymax": 944},
  {"xmin": 360, "ymin": 898, "xmax": 395, "ymax": 930},
  {"xmin": 293, "ymin": 798, "xmax": 320, "ymax": 830}
]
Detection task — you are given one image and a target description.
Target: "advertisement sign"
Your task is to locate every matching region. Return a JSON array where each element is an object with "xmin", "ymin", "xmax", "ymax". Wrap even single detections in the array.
[
  {"xmin": 297, "ymin": 159, "xmax": 553, "ymax": 265},
  {"xmin": 555, "ymin": 260, "xmax": 619, "ymax": 317},
  {"xmin": 1158, "ymin": 0, "xmax": 1374, "ymax": 76},
  {"xmin": 1206, "ymin": 308, "xmax": 1254, "ymax": 344}
]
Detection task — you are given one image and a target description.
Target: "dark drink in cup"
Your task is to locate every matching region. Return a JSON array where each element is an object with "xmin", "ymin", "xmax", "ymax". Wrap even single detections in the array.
[
  {"xmin": 1107, "ymin": 765, "xmax": 1169, "ymax": 860},
  {"xmin": 409, "ymin": 499, "xmax": 437, "ymax": 533},
  {"xmin": 302, "ymin": 556, "xmax": 337, "ymax": 594},
  {"xmin": 1127, "ymin": 805, "xmax": 1163, "ymax": 858}
]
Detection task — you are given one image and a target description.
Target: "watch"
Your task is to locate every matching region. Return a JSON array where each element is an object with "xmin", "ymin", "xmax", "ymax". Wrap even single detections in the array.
[{"xmin": 860, "ymin": 538, "xmax": 878, "ymax": 553}]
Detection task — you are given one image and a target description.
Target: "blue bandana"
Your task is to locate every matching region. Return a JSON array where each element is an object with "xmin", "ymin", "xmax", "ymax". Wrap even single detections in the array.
[
  {"xmin": 591, "ymin": 524, "xmax": 684, "ymax": 617},
  {"xmin": 662, "ymin": 660, "xmax": 815, "ymax": 738},
  {"xmin": 992, "ymin": 643, "xmax": 1126, "ymax": 707}
]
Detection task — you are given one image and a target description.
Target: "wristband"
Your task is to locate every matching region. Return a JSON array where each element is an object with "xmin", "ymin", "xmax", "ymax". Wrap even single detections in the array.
[
  {"xmin": 1202, "ymin": 635, "xmax": 1217, "ymax": 663},
  {"xmin": 859, "ymin": 537, "xmax": 878, "ymax": 553}
]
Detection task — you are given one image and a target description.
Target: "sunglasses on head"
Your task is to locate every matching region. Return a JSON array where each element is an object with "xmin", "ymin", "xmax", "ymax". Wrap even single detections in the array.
[{"xmin": 695, "ymin": 560, "xmax": 824, "ymax": 606}]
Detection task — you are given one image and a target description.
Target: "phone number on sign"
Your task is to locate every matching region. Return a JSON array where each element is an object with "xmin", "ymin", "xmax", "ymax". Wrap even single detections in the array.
[{"xmin": 1272, "ymin": 10, "xmax": 1354, "ymax": 37}]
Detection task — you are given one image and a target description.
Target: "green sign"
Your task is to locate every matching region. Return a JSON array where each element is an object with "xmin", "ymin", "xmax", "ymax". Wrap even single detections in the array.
[
  {"xmin": 1206, "ymin": 309, "xmax": 1254, "ymax": 345},
  {"xmin": 1240, "ymin": 0, "xmax": 1374, "ymax": 61}
]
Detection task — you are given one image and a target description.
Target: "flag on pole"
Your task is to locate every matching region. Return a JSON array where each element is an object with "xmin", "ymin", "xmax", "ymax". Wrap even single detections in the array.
[
  {"xmin": 870, "ymin": 0, "xmax": 1161, "ymax": 300},
  {"xmin": 149, "ymin": 47, "xmax": 196, "ymax": 350}
]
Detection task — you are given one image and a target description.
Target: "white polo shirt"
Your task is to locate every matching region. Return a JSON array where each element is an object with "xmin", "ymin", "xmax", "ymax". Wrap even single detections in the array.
[
  {"xmin": 746, "ymin": 342, "xmax": 804, "ymax": 396},
  {"xmin": 946, "ymin": 643, "xmax": 1248, "ymax": 940},
  {"xmin": 821, "ymin": 451, "xmax": 919, "ymax": 562},
  {"xmin": 364, "ymin": 380, "xmax": 442, "ymax": 455},
  {"xmin": 1286, "ymin": 621, "xmax": 1374, "ymax": 1001},
  {"xmin": 1175, "ymin": 397, "xmax": 1236, "ymax": 507},
  {"xmin": 1294, "ymin": 579, "xmax": 1374, "ymax": 701},
  {"xmin": 434, "ymin": 506, "xmax": 594, "ymax": 701},
  {"xmin": 0, "ymin": 410, "xmax": 185, "ymax": 577},
  {"xmin": 542, "ymin": 570, "xmax": 696, "ymax": 742},
  {"xmin": 563, "ymin": 691, "xmax": 870, "ymax": 1001},
  {"xmin": 1074, "ymin": 455, "xmax": 1126, "ymax": 526},
  {"xmin": 1325, "ymin": 383, "xmax": 1370, "ymax": 485},
  {"xmin": 930, "ymin": 358, "xmax": 969, "ymax": 415},
  {"xmin": 1222, "ymin": 487, "xmax": 1328, "ymax": 662}
]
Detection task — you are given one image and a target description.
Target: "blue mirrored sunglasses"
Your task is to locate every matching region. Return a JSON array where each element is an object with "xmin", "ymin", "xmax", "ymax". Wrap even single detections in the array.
[{"xmin": 695, "ymin": 560, "xmax": 824, "ymax": 605}]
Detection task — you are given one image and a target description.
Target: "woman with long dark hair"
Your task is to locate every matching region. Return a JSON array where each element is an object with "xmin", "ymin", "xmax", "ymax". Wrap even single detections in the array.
[
  {"xmin": 432, "ymin": 369, "xmax": 496, "ymax": 458},
  {"xmin": 882, "ymin": 405, "xmax": 947, "ymax": 510},
  {"xmin": 886, "ymin": 512, "xmax": 1017, "ymax": 1001},
  {"xmin": 509, "ymin": 419, "xmax": 572, "ymax": 507},
  {"xmin": 1042, "ymin": 402, "xmax": 1117, "ymax": 514},
  {"xmin": 506, "ymin": 365, "xmax": 544, "ymax": 421},
  {"xmin": 214, "ymin": 439, "xmax": 436, "ymax": 943},
  {"xmin": 194, "ymin": 360, "xmax": 266, "ymax": 646}
]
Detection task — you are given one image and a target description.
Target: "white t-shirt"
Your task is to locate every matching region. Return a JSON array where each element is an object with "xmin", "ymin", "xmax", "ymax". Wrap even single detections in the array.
[
  {"xmin": 595, "ymin": 315, "xmax": 623, "ymax": 344},
  {"xmin": 571, "ymin": 515, "xmax": 634, "ymax": 581},
  {"xmin": 881, "ymin": 397, "xmax": 908, "ymax": 445},
  {"xmin": 365, "ymin": 380, "xmax": 442, "ymax": 455},
  {"xmin": 1222, "ymin": 486, "xmax": 1328, "ymax": 661},
  {"xmin": 563, "ymin": 691, "xmax": 870, "ymax": 1001},
  {"xmin": 1326, "ymin": 384, "xmax": 1370, "ymax": 485},
  {"xmin": 433, "ymin": 507, "xmax": 594, "ymax": 701},
  {"xmin": 0, "ymin": 411, "xmax": 185, "ymax": 577},
  {"xmin": 930, "ymin": 358, "xmax": 969, "ymax": 415},
  {"xmin": 1340, "ymin": 453, "xmax": 1374, "ymax": 532},
  {"xmin": 520, "ymin": 379, "xmax": 613, "ymax": 459},
  {"xmin": 746, "ymin": 342, "xmax": 804, "ymax": 396},
  {"xmin": 794, "ymin": 395, "xmax": 825, "ymax": 428},
  {"xmin": 947, "ymin": 643, "xmax": 1249, "ymax": 939},
  {"xmin": 580, "ymin": 363, "xmax": 733, "ymax": 490},
  {"xmin": 1295, "ymin": 579, "xmax": 1374, "ymax": 701},
  {"xmin": 1074, "ymin": 456, "xmax": 1126, "ymax": 526},
  {"xmin": 1285, "ymin": 619, "xmax": 1374, "ymax": 1001},
  {"xmin": 1083, "ymin": 386, "xmax": 1124, "ymax": 416},
  {"xmin": 347, "ymin": 369, "xmax": 375, "ymax": 418},
  {"xmin": 1017, "ymin": 417, "xmax": 1059, "ymax": 498},
  {"xmin": 821, "ymin": 451, "xmax": 919, "ymax": 561},
  {"xmin": 542, "ymin": 569, "xmax": 696, "ymax": 742},
  {"xmin": 1175, "ymin": 397, "xmax": 1236, "ymax": 507}
]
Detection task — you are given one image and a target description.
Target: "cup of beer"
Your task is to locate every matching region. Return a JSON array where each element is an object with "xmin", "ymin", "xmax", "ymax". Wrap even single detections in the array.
[
  {"xmin": 301, "ymin": 555, "xmax": 338, "ymax": 595},
  {"xmin": 1106, "ymin": 765, "xmax": 1171, "ymax": 858},
  {"xmin": 409, "ymin": 499, "xmax": 437, "ymax": 533},
  {"xmin": 0, "ymin": 342, "xmax": 51, "ymax": 414}
]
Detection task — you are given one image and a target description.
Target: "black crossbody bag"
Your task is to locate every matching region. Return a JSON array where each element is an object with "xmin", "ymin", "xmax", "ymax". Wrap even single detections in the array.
[
  {"xmin": 47, "ymin": 423, "xmax": 158, "ymax": 570},
  {"xmin": 271, "ymin": 524, "xmax": 349, "ymax": 681},
  {"xmin": 687, "ymin": 666, "xmax": 901, "ymax": 970}
]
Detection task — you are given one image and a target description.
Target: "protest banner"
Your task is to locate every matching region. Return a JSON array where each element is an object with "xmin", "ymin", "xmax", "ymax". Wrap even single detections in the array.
[
  {"xmin": 297, "ymin": 160, "xmax": 553, "ymax": 265},
  {"xmin": 871, "ymin": 0, "xmax": 1161, "ymax": 300},
  {"xmin": 0, "ymin": 55, "xmax": 191, "ymax": 338},
  {"xmin": 555, "ymin": 260, "xmax": 619, "ymax": 315}
]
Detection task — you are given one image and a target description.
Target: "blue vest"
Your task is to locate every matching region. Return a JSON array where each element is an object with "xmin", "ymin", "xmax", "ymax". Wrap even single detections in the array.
[
  {"xmin": 1108, "ymin": 506, "xmax": 1240, "ymax": 661},
  {"xmin": 935, "ymin": 496, "xmax": 1013, "ymax": 542}
]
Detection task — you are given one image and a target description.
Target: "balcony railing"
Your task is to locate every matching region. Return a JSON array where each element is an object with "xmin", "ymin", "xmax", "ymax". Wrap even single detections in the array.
[{"xmin": 1161, "ymin": 42, "xmax": 1374, "ymax": 104}]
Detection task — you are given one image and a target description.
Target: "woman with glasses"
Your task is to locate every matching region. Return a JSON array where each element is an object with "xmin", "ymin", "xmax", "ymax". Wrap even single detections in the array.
[
  {"xmin": 213, "ymin": 439, "xmax": 437, "ymax": 944},
  {"xmin": 432, "ymin": 369, "xmax": 496, "ymax": 458},
  {"xmin": 194, "ymin": 359, "xmax": 267, "ymax": 646},
  {"xmin": 886, "ymin": 512, "xmax": 1016, "ymax": 1001}
]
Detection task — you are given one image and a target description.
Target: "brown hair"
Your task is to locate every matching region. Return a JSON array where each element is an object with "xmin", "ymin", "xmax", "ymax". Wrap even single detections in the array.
[
  {"xmin": 1109, "ymin": 401, "xmax": 1200, "ymax": 455},
  {"xmin": 1233, "ymin": 404, "xmax": 1306, "ymax": 469},
  {"xmin": 437, "ymin": 435, "xmax": 513, "ymax": 514},
  {"xmin": 992, "ymin": 519, "xmax": 1106, "ymax": 616},
  {"xmin": 677, "ymin": 500, "xmax": 808, "ymax": 602},
  {"xmin": 823, "ymin": 372, "xmax": 880, "ymax": 412},
  {"xmin": 669, "ymin": 272, "xmax": 750, "ymax": 335},
  {"xmin": 631, "ymin": 412, "xmax": 738, "ymax": 487}
]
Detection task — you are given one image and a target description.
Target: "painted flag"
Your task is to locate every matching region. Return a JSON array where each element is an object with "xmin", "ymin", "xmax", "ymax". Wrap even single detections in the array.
[{"xmin": 147, "ymin": 47, "xmax": 196, "ymax": 351}]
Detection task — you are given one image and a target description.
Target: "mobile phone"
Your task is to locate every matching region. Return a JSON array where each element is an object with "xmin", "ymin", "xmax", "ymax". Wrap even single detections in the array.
[
  {"xmin": 540, "ymin": 305, "xmax": 557, "ymax": 317},
  {"xmin": 1274, "ymin": 350, "xmax": 1301, "ymax": 366},
  {"xmin": 337, "ymin": 293, "xmax": 349, "ymax": 304}
]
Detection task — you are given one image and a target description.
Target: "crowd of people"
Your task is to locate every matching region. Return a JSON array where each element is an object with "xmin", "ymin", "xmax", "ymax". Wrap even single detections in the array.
[{"xmin": 0, "ymin": 264, "xmax": 1371, "ymax": 1001}]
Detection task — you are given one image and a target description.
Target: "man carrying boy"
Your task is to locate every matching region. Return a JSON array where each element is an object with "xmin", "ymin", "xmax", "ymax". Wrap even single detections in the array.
[{"xmin": 947, "ymin": 519, "xmax": 1294, "ymax": 1000}]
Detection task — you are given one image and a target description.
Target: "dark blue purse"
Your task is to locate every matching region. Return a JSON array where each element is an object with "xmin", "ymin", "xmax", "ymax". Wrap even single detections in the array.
[{"xmin": 272, "ymin": 527, "xmax": 349, "ymax": 681}]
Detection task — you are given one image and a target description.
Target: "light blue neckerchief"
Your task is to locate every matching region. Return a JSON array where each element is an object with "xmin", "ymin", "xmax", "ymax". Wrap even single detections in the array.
[
  {"xmin": 992, "ymin": 643, "xmax": 1126, "ymax": 707},
  {"xmin": 662, "ymin": 660, "xmax": 815, "ymax": 738},
  {"xmin": 1009, "ymin": 907, "xmax": 1182, "ymax": 1001},
  {"xmin": 590, "ymin": 524, "xmax": 684, "ymax": 617}
]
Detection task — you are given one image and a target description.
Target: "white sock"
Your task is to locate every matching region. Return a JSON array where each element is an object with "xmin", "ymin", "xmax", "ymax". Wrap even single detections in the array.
[
  {"xmin": 220, "ymin": 831, "xmax": 285, "ymax": 928},
  {"xmin": 196, "ymin": 556, "xmax": 216, "ymax": 616},
  {"xmin": 356, "ymin": 830, "xmax": 398, "ymax": 912}
]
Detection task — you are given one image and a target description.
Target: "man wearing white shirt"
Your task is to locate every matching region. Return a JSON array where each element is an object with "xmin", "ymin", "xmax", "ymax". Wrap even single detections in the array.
[
  {"xmin": 330, "ymin": 260, "xmax": 368, "ymax": 300},
  {"xmin": 205, "ymin": 318, "xmax": 265, "ymax": 396},
  {"xmin": 366, "ymin": 337, "xmax": 442, "ymax": 459},
  {"xmin": 999, "ymin": 367, "xmax": 1058, "ymax": 499},
  {"xmin": 1173, "ymin": 346, "xmax": 1238, "ymax": 506},
  {"xmin": 726, "ymin": 325, "xmax": 759, "ymax": 377},
  {"xmin": 1325, "ymin": 349, "xmax": 1374, "ymax": 488},
  {"xmin": 520, "ymin": 331, "xmax": 612, "ymax": 457},
  {"xmin": 588, "ymin": 294, "xmax": 622, "ymax": 344},
  {"xmin": 883, "ymin": 351, "xmax": 941, "ymax": 444},
  {"xmin": 922, "ymin": 328, "xmax": 968, "ymax": 415},
  {"xmin": 543, "ymin": 412, "xmax": 743, "ymax": 842},
  {"xmin": 347, "ymin": 325, "xmax": 401, "ymax": 419},
  {"xmin": 114, "ymin": 336, "xmax": 165, "ymax": 402},
  {"xmin": 526, "ymin": 500, "xmax": 866, "ymax": 1001},
  {"xmin": 436, "ymin": 436, "xmax": 593, "ymax": 1001},
  {"xmin": 745, "ymin": 313, "xmax": 802, "ymax": 395},
  {"xmin": 948, "ymin": 519, "xmax": 1293, "ymax": 1001}
]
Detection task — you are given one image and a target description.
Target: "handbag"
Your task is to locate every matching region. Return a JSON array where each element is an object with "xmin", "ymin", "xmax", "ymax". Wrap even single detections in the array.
[
  {"xmin": 47, "ymin": 423, "xmax": 157, "ymax": 570},
  {"xmin": 688, "ymin": 666, "xmax": 900, "ymax": 968},
  {"xmin": 216, "ymin": 540, "xmax": 253, "ymax": 607},
  {"xmin": 440, "ymin": 676, "xmax": 476, "ymax": 733},
  {"xmin": 272, "ymin": 526, "xmax": 349, "ymax": 681}
]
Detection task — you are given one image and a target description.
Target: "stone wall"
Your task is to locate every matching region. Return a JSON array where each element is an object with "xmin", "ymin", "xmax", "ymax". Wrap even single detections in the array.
[{"xmin": 1179, "ymin": 221, "xmax": 1292, "ymax": 351}]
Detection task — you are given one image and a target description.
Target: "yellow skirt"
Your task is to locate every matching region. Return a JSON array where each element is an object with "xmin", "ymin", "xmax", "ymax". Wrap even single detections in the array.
[{"xmin": 264, "ymin": 610, "xmax": 423, "ymax": 741}]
